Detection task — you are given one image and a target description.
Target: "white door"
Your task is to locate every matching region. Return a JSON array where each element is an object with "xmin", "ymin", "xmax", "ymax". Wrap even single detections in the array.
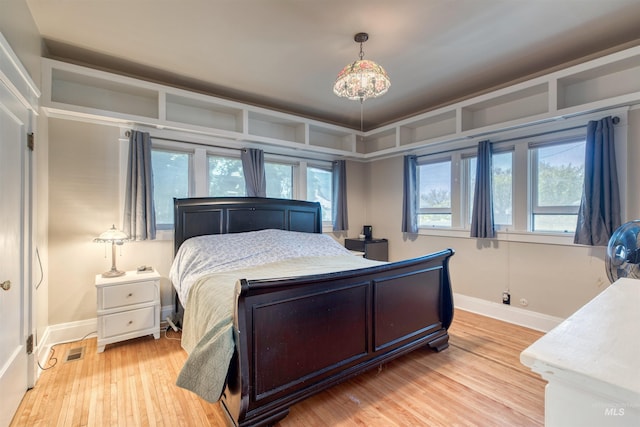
[{"xmin": 0, "ymin": 78, "xmax": 29, "ymax": 427}]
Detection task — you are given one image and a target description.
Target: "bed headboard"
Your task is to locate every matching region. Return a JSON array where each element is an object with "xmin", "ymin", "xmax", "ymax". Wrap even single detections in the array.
[{"xmin": 173, "ymin": 197, "xmax": 323, "ymax": 254}]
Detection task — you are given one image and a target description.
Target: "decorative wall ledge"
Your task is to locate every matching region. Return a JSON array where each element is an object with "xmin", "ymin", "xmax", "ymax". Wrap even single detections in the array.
[{"xmin": 41, "ymin": 45, "xmax": 640, "ymax": 159}]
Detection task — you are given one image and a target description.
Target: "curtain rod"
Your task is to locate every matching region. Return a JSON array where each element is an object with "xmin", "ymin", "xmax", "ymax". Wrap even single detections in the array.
[
  {"xmin": 124, "ymin": 131, "xmax": 334, "ymax": 164},
  {"xmin": 416, "ymin": 116, "xmax": 619, "ymax": 159}
]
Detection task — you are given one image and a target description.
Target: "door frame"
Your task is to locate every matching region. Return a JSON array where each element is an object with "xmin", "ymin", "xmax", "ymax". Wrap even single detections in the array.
[{"xmin": 0, "ymin": 31, "xmax": 41, "ymax": 418}]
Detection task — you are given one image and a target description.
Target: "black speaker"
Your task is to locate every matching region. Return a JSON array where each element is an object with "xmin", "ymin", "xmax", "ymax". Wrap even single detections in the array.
[{"xmin": 363, "ymin": 225, "xmax": 372, "ymax": 240}]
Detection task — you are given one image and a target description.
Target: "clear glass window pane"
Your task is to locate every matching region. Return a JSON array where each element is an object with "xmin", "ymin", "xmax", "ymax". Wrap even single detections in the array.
[
  {"xmin": 152, "ymin": 150, "xmax": 190, "ymax": 227},
  {"xmin": 265, "ymin": 162, "xmax": 293, "ymax": 199},
  {"xmin": 418, "ymin": 214, "xmax": 452, "ymax": 228},
  {"xmin": 535, "ymin": 141, "xmax": 585, "ymax": 207},
  {"xmin": 492, "ymin": 152, "xmax": 512, "ymax": 226},
  {"xmin": 467, "ymin": 153, "xmax": 512, "ymax": 226},
  {"xmin": 418, "ymin": 160, "xmax": 451, "ymax": 227},
  {"xmin": 418, "ymin": 161, "xmax": 451, "ymax": 209},
  {"xmin": 208, "ymin": 156, "xmax": 245, "ymax": 197},
  {"xmin": 307, "ymin": 166, "xmax": 332, "ymax": 222},
  {"xmin": 468, "ymin": 157, "xmax": 477, "ymax": 224},
  {"xmin": 533, "ymin": 215, "xmax": 579, "ymax": 233}
]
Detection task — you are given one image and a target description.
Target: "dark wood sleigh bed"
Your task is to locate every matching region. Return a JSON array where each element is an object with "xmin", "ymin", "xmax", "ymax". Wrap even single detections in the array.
[{"xmin": 172, "ymin": 197, "xmax": 455, "ymax": 426}]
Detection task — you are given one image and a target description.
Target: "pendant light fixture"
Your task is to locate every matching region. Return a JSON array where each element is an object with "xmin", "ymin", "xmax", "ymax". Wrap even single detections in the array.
[{"xmin": 333, "ymin": 32, "xmax": 390, "ymax": 102}]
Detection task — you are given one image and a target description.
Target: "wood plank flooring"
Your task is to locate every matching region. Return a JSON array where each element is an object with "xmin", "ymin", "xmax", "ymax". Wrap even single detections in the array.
[{"xmin": 11, "ymin": 310, "xmax": 545, "ymax": 426}]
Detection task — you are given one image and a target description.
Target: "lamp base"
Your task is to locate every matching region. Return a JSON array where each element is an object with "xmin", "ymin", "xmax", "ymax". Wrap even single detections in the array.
[{"xmin": 101, "ymin": 269, "xmax": 125, "ymax": 278}]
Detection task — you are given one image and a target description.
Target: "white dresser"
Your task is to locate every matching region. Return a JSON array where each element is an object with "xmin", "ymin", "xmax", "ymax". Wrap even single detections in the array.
[
  {"xmin": 521, "ymin": 278, "xmax": 640, "ymax": 427},
  {"xmin": 95, "ymin": 270, "xmax": 161, "ymax": 352}
]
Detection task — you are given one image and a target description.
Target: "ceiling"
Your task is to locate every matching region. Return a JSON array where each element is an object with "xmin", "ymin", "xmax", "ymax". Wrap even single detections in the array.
[{"xmin": 26, "ymin": 0, "xmax": 640, "ymax": 131}]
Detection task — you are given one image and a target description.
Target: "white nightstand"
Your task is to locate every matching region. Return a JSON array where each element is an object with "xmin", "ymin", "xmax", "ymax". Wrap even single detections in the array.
[{"xmin": 95, "ymin": 270, "xmax": 161, "ymax": 353}]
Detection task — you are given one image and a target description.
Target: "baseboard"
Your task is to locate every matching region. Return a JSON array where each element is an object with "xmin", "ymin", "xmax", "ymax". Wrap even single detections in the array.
[
  {"xmin": 37, "ymin": 304, "xmax": 174, "ymax": 376},
  {"xmin": 453, "ymin": 293, "xmax": 563, "ymax": 332},
  {"xmin": 36, "ymin": 318, "xmax": 98, "ymax": 377},
  {"xmin": 161, "ymin": 304, "xmax": 174, "ymax": 324}
]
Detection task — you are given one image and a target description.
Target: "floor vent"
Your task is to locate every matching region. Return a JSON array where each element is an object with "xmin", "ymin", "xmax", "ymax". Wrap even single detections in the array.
[{"xmin": 64, "ymin": 346, "xmax": 85, "ymax": 363}]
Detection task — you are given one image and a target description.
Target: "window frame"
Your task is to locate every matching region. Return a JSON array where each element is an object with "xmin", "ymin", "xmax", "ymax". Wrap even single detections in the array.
[
  {"xmin": 264, "ymin": 159, "xmax": 296, "ymax": 199},
  {"xmin": 416, "ymin": 156, "xmax": 453, "ymax": 228},
  {"xmin": 150, "ymin": 146, "xmax": 193, "ymax": 230},
  {"xmin": 305, "ymin": 163, "xmax": 334, "ymax": 226},
  {"xmin": 529, "ymin": 138, "xmax": 586, "ymax": 232},
  {"xmin": 460, "ymin": 149, "xmax": 515, "ymax": 231}
]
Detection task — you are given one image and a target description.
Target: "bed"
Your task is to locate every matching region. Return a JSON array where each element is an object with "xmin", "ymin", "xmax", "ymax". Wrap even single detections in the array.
[{"xmin": 170, "ymin": 197, "xmax": 455, "ymax": 426}]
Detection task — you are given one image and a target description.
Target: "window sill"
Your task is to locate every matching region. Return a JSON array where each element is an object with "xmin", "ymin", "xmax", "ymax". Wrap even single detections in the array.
[
  {"xmin": 155, "ymin": 229, "xmax": 174, "ymax": 241},
  {"xmin": 417, "ymin": 227, "xmax": 581, "ymax": 246}
]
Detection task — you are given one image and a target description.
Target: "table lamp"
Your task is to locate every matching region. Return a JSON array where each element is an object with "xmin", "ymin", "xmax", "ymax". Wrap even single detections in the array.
[{"xmin": 94, "ymin": 224, "xmax": 129, "ymax": 278}]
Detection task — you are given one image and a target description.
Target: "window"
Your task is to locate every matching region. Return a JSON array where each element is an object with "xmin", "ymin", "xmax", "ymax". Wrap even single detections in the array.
[
  {"xmin": 492, "ymin": 151, "xmax": 513, "ymax": 226},
  {"xmin": 466, "ymin": 151, "xmax": 513, "ymax": 227},
  {"xmin": 467, "ymin": 151, "xmax": 513, "ymax": 227},
  {"xmin": 530, "ymin": 140, "xmax": 585, "ymax": 232},
  {"xmin": 151, "ymin": 149, "xmax": 190, "ymax": 228},
  {"xmin": 412, "ymin": 118, "xmax": 604, "ymax": 239},
  {"xmin": 265, "ymin": 162, "xmax": 293, "ymax": 199},
  {"xmin": 150, "ymin": 146, "xmax": 311, "ymax": 231},
  {"xmin": 208, "ymin": 155, "xmax": 245, "ymax": 196},
  {"xmin": 207, "ymin": 156, "xmax": 294, "ymax": 198},
  {"xmin": 307, "ymin": 166, "xmax": 332, "ymax": 222},
  {"xmin": 417, "ymin": 159, "xmax": 452, "ymax": 227}
]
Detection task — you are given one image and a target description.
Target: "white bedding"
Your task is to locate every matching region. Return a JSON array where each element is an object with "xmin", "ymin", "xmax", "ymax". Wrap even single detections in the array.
[{"xmin": 169, "ymin": 229, "xmax": 354, "ymax": 305}]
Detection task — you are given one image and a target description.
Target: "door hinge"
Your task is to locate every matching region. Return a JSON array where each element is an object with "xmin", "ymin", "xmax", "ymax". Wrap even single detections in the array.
[
  {"xmin": 26, "ymin": 334, "xmax": 34, "ymax": 355},
  {"xmin": 27, "ymin": 132, "xmax": 34, "ymax": 151}
]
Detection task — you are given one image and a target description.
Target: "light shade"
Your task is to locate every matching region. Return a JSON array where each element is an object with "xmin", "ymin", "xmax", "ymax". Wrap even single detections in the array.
[
  {"xmin": 333, "ymin": 32, "xmax": 390, "ymax": 102},
  {"xmin": 94, "ymin": 225, "xmax": 129, "ymax": 244},
  {"xmin": 333, "ymin": 59, "xmax": 390, "ymax": 101},
  {"xmin": 94, "ymin": 225, "xmax": 129, "ymax": 278}
]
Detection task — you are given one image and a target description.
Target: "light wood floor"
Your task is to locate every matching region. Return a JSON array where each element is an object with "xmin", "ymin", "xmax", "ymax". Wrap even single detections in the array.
[{"xmin": 11, "ymin": 310, "xmax": 545, "ymax": 426}]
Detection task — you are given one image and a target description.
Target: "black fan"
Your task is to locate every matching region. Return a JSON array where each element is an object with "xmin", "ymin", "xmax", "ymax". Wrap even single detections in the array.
[{"xmin": 605, "ymin": 220, "xmax": 640, "ymax": 283}]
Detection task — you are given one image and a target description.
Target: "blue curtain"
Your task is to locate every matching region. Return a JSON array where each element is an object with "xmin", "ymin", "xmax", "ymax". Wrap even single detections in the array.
[
  {"xmin": 123, "ymin": 130, "xmax": 156, "ymax": 240},
  {"xmin": 401, "ymin": 155, "xmax": 418, "ymax": 234},
  {"xmin": 574, "ymin": 116, "xmax": 621, "ymax": 246},
  {"xmin": 241, "ymin": 148, "xmax": 266, "ymax": 197},
  {"xmin": 470, "ymin": 140, "xmax": 495, "ymax": 238},
  {"xmin": 332, "ymin": 160, "xmax": 348, "ymax": 231}
]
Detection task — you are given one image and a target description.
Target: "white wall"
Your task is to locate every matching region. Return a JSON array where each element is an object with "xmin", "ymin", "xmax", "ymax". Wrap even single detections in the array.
[
  {"xmin": 47, "ymin": 119, "xmax": 177, "ymax": 324},
  {"xmin": 0, "ymin": 0, "xmax": 41, "ymax": 83}
]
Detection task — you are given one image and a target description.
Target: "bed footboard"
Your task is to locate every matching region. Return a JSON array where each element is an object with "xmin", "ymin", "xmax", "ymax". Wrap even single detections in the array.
[{"xmin": 221, "ymin": 249, "xmax": 454, "ymax": 426}]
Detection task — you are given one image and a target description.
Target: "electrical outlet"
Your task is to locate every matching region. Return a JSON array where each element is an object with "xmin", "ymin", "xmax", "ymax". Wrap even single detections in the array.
[
  {"xmin": 519, "ymin": 298, "xmax": 529, "ymax": 307},
  {"xmin": 502, "ymin": 291, "xmax": 511, "ymax": 305}
]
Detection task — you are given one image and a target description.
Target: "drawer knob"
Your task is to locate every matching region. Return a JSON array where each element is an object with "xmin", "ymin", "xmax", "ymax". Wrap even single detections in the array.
[
  {"xmin": 0, "ymin": 280, "xmax": 10, "ymax": 291},
  {"xmin": 127, "ymin": 293, "xmax": 133, "ymax": 297},
  {"xmin": 128, "ymin": 320, "xmax": 133, "ymax": 325}
]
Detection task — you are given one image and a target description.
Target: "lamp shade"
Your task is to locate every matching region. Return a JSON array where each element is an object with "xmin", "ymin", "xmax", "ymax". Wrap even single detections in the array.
[
  {"xmin": 94, "ymin": 225, "xmax": 129, "ymax": 244},
  {"xmin": 94, "ymin": 225, "xmax": 129, "ymax": 278},
  {"xmin": 333, "ymin": 59, "xmax": 390, "ymax": 101}
]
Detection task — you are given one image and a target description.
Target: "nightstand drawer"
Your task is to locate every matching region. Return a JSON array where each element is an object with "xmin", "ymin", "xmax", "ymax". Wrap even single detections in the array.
[
  {"xmin": 101, "ymin": 280, "xmax": 157, "ymax": 309},
  {"xmin": 100, "ymin": 306, "xmax": 156, "ymax": 338}
]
